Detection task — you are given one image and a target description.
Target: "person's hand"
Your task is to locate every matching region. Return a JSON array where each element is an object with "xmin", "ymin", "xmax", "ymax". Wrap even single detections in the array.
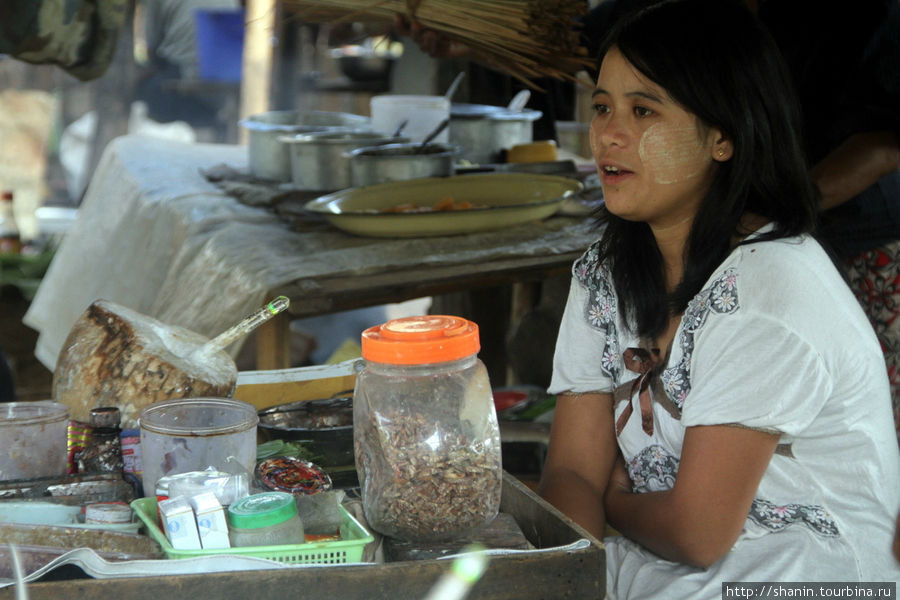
[
  {"xmin": 393, "ymin": 14, "xmax": 473, "ymax": 59},
  {"xmin": 606, "ymin": 454, "xmax": 633, "ymax": 496},
  {"xmin": 812, "ymin": 131, "xmax": 900, "ymax": 211}
]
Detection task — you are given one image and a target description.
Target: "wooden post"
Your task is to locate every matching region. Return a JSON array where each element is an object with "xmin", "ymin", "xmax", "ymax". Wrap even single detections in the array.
[
  {"xmin": 86, "ymin": 0, "xmax": 136, "ymax": 194},
  {"xmin": 239, "ymin": 0, "xmax": 277, "ymax": 141},
  {"xmin": 506, "ymin": 281, "xmax": 540, "ymax": 385},
  {"xmin": 255, "ymin": 309, "xmax": 291, "ymax": 370}
]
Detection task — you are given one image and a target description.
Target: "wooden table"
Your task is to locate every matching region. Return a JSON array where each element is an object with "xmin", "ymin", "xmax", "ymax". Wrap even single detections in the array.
[
  {"xmin": 256, "ymin": 244, "xmax": 586, "ymax": 370},
  {"xmin": 24, "ymin": 135, "xmax": 599, "ymax": 374}
]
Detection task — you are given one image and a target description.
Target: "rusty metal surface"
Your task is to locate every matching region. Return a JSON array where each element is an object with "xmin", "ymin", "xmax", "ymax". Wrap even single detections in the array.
[
  {"xmin": 0, "ymin": 523, "xmax": 162, "ymax": 559},
  {"xmin": 0, "ymin": 473, "xmax": 134, "ymax": 505}
]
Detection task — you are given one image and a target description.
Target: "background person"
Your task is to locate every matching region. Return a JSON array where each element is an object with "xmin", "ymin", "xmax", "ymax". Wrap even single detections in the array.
[
  {"xmin": 755, "ymin": 0, "xmax": 900, "ymax": 437},
  {"xmin": 135, "ymin": 0, "xmax": 241, "ymax": 138}
]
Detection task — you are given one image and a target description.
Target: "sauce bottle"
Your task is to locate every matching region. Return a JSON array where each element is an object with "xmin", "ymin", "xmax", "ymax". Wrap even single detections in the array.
[
  {"xmin": 77, "ymin": 406, "xmax": 124, "ymax": 474},
  {"xmin": 0, "ymin": 191, "xmax": 21, "ymax": 255}
]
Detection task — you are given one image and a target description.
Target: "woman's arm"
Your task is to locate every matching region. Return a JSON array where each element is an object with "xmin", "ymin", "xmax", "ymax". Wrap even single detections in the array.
[
  {"xmin": 537, "ymin": 392, "xmax": 618, "ymax": 540},
  {"xmin": 812, "ymin": 131, "xmax": 900, "ymax": 211},
  {"xmin": 604, "ymin": 424, "xmax": 779, "ymax": 568}
]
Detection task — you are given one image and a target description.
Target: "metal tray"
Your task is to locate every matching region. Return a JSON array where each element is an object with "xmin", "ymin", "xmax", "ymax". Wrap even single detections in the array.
[{"xmin": 0, "ymin": 473, "xmax": 135, "ymax": 505}]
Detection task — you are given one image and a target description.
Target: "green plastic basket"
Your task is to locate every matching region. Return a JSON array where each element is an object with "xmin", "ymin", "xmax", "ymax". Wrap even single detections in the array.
[{"xmin": 131, "ymin": 496, "xmax": 372, "ymax": 564}]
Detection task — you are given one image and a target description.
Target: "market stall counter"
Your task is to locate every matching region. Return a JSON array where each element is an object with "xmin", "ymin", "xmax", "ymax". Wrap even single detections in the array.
[
  {"xmin": 24, "ymin": 135, "xmax": 599, "ymax": 372},
  {"xmin": 1, "ymin": 473, "xmax": 605, "ymax": 599}
]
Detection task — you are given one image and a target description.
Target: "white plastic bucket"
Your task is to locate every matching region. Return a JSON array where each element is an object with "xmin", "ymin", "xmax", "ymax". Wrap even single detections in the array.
[{"xmin": 370, "ymin": 95, "xmax": 450, "ymax": 144}]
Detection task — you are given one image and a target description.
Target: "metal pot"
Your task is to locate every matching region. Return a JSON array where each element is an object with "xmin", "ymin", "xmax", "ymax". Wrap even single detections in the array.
[
  {"xmin": 280, "ymin": 130, "xmax": 404, "ymax": 191},
  {"xmin": 257, "ymin": 393, "xmax": 354, "ymax": 469},
  {"xmin": 347, "ymin": 142, "xmax": 458, "ymax": 187},
  {"xmin": 240, "ymin": 110, "xmax": 371, "ymax": 181},
  {"xmin": 448, "ymin": 103, "xmax": 542, "ymax": 165}
]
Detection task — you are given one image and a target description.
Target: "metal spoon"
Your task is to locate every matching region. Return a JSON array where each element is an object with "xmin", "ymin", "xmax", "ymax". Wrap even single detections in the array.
[
  {"xmin": 391, "ymin": 119, "xmax": 409, "ymax": 138},
  {"xmin": 507, "ymin": 90, "xmax": 531, "ymax": 112},
  {"xmin": 444, "ymin": 71, "xmax": 466, "ymax": 101},
  {"xmin": 414, "ymin": 118, "xmax": 450, "ymax": 154}
]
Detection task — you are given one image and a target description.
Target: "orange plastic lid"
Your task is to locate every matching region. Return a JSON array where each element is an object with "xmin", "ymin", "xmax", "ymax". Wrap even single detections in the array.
[{"xmin": 361, "ymin": 315, "xmax": 480, "ymax": 365}]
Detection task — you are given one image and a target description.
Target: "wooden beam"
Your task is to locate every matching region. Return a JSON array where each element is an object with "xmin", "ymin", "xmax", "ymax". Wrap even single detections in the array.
[{"xmin": 239, "ymin": 0, "xmax": 277, "ymax": 141}]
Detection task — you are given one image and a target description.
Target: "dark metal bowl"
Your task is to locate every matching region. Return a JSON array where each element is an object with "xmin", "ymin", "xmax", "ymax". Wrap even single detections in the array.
[
  {"xmin": 335, "ymin": 54, "xmax": 395, "ymax": 83},
  {"xmin": 257, "ymin": 392, "xmax": 354, "ymax": 468},
  {"xmin": 347, "ymin": 142, "xmax": 458, "ymax": 186}
]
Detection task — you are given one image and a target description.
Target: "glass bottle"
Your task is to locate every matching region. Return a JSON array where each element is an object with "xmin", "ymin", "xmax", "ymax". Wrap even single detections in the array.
[
  {"xmin": 0, "ymin": 191, "xmax": 21, "ymax": 255},
  {"xmin": 78, "ymin": 406, "xmax": 124, "ymax": 474}
]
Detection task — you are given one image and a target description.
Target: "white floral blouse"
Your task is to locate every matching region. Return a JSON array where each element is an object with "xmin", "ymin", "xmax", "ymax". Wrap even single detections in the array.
[{"xmin": 550, "ymin": 227, "xmax": 900, "ymax": 597}]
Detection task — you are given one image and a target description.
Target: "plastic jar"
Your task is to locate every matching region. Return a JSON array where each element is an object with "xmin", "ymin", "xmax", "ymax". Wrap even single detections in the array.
[
  {"xmin": 226, "ymin": 491, "xmax": 305, "ymax": 547},
  {"xmin": 84, "ymin": 501, "xmax": 132, "ymax": 525},
  {"xmin": 139, "ymin": 397, "xmax": 258, "ymax": 496},
  {"xmin": 0, "ymin": 401, "xmax": 69, "ymax": 481},
  {"xmin": 353, "ymin": 315, "xmax": 502, "ymax": 542}
]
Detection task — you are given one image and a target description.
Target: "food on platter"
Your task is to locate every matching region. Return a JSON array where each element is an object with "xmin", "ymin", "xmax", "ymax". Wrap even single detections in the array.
[{"xmin": 381, "ymin": 196, "xmax": 486, "ymax": 213}]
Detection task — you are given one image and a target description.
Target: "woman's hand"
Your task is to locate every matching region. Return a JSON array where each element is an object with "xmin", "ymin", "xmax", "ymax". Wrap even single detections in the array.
[
  {"xmin": 604, "ymin": 424, "xmax": 779, "ymax": 568},
  {"xmin": 606, "ymin": 454, "xmax": 632, "ymax": 495},
  {"xmin": 537, "ymin": 392, "xmax": 618, "ymax": 540},
  {"xmin": 813, "ymin": 131, "xmax": 900, "ymax": 211}
]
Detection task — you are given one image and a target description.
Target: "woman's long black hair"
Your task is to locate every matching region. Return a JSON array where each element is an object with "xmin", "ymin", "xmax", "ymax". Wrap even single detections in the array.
[{"xmin": 593, "ymin": 0, "xmax": 819, "ymax": 340}]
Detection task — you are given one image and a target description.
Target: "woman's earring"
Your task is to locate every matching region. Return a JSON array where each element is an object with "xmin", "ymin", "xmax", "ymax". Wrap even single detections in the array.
[{"xmin": 717, "ymin": 148, "xmax": 725, "ymax": 157}]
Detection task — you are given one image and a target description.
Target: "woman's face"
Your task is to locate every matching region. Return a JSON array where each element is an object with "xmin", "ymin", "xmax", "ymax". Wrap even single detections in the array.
[{"xmin": 590, "ymin": 47, "xmax": 730, "ymax": 231}]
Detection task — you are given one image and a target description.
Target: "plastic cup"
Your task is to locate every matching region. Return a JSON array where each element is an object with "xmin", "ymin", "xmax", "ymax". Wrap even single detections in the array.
[{"xmin": 139, "ymin": 397, "xmax": 258, "ymax": 496}]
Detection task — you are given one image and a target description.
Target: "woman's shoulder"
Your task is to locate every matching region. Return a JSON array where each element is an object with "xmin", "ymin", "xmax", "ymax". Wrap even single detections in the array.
[
  {"xmin": 573, "ymin": 239, "xmax": 610, "ymax": 287},
  {"xmin": 706, "ymin": 233, "xmax": 867, "ymax": 332},
  {"xmin": 682, "ymin": 233, "xmax": 848, "ymax": 331},
  {"xmin": 728, "ymin": 233, "xmax": 838, "ymax": 286}
]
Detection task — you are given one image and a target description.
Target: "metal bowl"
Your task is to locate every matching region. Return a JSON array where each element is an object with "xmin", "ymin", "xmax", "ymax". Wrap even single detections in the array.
[
  {"xmin": 257, "ymin": 393, "xmax": 354, "ymax": 468},
  {"xmin": 337, "ymin": 54, "xmax": 395, "ymax": 82},
  {"xmin": 280, "ymin": 130, "xmax": 405, "ymax": 191},
  {"xmin": 346, "ymin": 142, "xmax": 458, "ymax": 187}
]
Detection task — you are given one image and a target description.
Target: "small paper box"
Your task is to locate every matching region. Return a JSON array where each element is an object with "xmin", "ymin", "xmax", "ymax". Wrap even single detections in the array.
[
  {"xmin": 189, "ymin": 491, "xmax": 231, "ymax": 549},
  {"xmin": 158, "ymin": 496, "xmax": 202, "ymax": 550}
]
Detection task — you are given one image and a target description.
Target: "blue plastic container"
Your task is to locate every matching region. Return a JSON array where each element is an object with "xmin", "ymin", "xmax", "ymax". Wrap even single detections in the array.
[{"xmin": 194, "ymin": 8, "xmax": 245, "ymax": 82}]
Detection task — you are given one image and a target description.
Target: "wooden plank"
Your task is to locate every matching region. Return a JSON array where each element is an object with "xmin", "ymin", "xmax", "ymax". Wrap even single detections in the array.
[
  {"xmin": 9, "ymin": 473, "xmax": 604, "ymax": 599},
  {"xmin": 252, "ymin": 251, "xmax": 579, "ymax": 371},
  {"xmin": 274, "ymin": 253, "xmax": 581, "ymax": 318},
  {"xmin": 13, "ymin": 553, "xmax": 600, "ymax": 600},
  {"xmin": 232, "ymin": 361, "xmax": 357, "ymax": 412},
  {"xmin": 382, "ymin": 513, "xmax": 530, "ymax": 562},
  {"xmin": 506, "ymin": 281, "xmax": 541, "ymax": 384}
]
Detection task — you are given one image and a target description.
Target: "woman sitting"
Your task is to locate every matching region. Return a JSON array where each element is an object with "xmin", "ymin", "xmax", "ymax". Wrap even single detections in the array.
[{"xmin": 539, "ymin": 0, "xmax": 900, "ymax": 596}]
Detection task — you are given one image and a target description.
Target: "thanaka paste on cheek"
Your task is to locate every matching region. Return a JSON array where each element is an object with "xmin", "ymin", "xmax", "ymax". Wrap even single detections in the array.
[
  {"xmin": 638, "ymin": 123, "xmax": 708, "ymax": 185},
  {"xmin": 589, "ymin": 121, "xmax": 602, "ymax": 164}
]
